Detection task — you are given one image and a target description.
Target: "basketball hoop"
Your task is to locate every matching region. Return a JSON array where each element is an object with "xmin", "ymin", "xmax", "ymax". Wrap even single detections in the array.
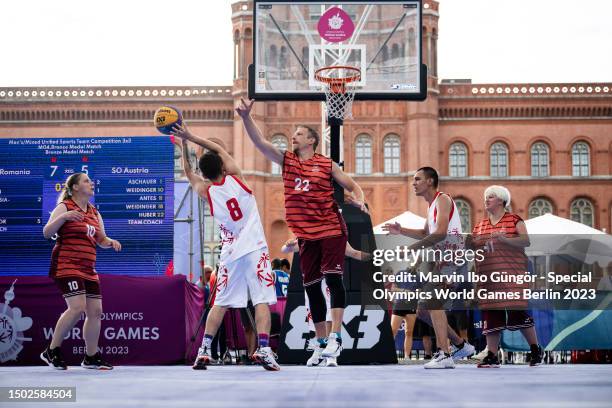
[{"xmin": 314, "ymin": 66, "xmax": 361, "ymax": 120}]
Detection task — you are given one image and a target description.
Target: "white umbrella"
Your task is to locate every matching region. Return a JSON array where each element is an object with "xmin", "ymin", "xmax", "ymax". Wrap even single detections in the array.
[
  {"xmin": 525, "ymin": 213, "xmax": 612, "ymax": 267},
  {"xmin": 372, "ymin": 211, "xmax": 427, "ymax": 273}
]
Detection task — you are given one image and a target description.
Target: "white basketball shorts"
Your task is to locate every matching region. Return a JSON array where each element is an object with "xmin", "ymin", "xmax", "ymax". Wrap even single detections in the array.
[{"xmin": 214, "ymin": 248, "xmax": 277, "ymax": 308}]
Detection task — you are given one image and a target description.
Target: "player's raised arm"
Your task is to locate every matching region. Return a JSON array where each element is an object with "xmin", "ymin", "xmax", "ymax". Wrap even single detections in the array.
[
  {"xmin": 171, "ymin": 123, "xmax": 242, "ymax": 178},
  {"xmin": 175, "ymin": 138, "xmax": 210, "ymax": 197},
  {"xmin": 235, "ymin": 98, "xmax": 284, "ymax": 165},
  {"xmin": 330, "ymin": 162, "xmax": 368, "ymax": 213}
]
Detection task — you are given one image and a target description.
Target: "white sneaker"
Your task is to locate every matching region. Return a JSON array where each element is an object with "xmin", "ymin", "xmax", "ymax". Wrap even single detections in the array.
[
  {"xmin": 252, "ymin": 347, "xmax": 280, "ymax": 371},
  {"xmin": 306, "ymin": 345, "xmax": 326, "ymax": 367},
  {"xmin": 325, "ymin": 356, "xmax": 338, "ymax": 367},
  {"xmin": 321, "ymin": 338, "xmax": 343, "ymax": 358},
  {"xmin": 306, "ymin": 338, "xmax": 318, "ymax": 351},
  {"xmin": 451, "ymin": 341, "xmax": 475, "ymax": 361},
  {"xmin": 424, "ymin": 350, "xmax": 455, "ymax": 369},
  {"xmin": 473, "ymin": 346, "xmax": 489, "ymax": 361},
  {"xmin": 193, "ymin": 346, "xmax": 214, "ymax": 370}
]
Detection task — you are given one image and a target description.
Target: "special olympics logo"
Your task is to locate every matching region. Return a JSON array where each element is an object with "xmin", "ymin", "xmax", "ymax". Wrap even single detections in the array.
[
  {"xmin": 328, "ymin": 13, "xmax": 344, "ymax": 30},
  {"xmin": 0, "ymin": 280, "xmax": 33, "ymax": 363},
  {"xmin": 318, "ymin": 7, "xmax": 355, "ymax": 43}
]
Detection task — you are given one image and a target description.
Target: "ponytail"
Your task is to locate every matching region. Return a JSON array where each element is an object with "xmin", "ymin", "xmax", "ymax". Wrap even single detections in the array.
[{"xmin": 56, "ymin": 173, "xmax": 84, "ymax": 205}]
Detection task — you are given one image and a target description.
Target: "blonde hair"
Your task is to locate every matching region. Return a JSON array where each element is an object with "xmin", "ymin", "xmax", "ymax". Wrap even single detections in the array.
[
  {"xmin": 484, "ymin": 185, "xmax": 511, "ymax": 210},
  {"xmin": 57, "ymin": 173, "xmax": 85, "ymax": 205}
]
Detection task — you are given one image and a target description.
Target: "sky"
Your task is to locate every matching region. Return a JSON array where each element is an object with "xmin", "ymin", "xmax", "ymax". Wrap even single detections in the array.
[{"xmin": 2, "ymin": 0, "xmax": 611, "ymax": 87}]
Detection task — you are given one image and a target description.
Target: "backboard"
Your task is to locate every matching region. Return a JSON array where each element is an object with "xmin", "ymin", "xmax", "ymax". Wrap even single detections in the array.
[{"xmin": 250, "ymin": 0, "xmax": 426, "ymax": 101}]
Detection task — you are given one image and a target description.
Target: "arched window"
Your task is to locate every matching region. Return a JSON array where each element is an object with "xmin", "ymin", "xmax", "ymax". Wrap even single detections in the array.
[
  {"xmin": 203, "ymin": 199, "xmax": 220, "ymax": 242},
  {"xmin": 391, "ymin": 43, "xmax": 400, "ymax": 59},
  {"xmin": 383, "ymin": 135, "xmax": 401, "ymax": 174},
  {"xmin": 449, "ymin": 142, "xmax": 468, "ymax": 177},
  {"xmin": 355, "ymin": 135, "xmax": 372, "ymax": 175},
  {"xmin": 279, "ymin": 46, "xmax": 289, "ymax": 77},
  {"xmin": 572, "ymin": 142, "xmax": 590, "ymax": 176},
  {"xmin": 408, "ymin": 28, "xmax": 416, "ymax": 57},
  {"xmin": 268, "ymin": 45, "xmax": 278, "ymax": 69},
  {"xmin": 454, "ymin": 199, "xmax": 471, "ymax": 233},
  {"xmin": 490, "ymin": 142, "xmax": 508, "ymax": 177},
  {"xmin": 570, "ymin": 198, "xmax": 594, "ymax": 227},
  {"xmin": 233, "ymin": 30, "xmax": 241, "ymax": 79},
  {"xmin": 382, "ymin": 45, "xmax": 389, "ymax": 62},
  {"xmin": 531, "ymin": 142, "xmax": 549, "ymax": 177},
  {"xmin": 270, "ymin": 135, "xmax": 288, "ymax": 175},
  {"xmin": 528, "ymin": 198, "xmax": 553, "ymax": 218}
]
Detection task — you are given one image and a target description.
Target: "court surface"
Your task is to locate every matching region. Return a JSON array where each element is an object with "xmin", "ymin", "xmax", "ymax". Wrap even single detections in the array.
[{"xmin": 2, "ymin": 364, "xmax": 612, "ymax": 408}]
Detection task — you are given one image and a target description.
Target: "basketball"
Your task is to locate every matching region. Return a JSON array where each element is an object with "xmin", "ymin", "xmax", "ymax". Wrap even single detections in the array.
[{"xmin": 154, "ymin": 106, "xmax": 182, "ymax": 135}]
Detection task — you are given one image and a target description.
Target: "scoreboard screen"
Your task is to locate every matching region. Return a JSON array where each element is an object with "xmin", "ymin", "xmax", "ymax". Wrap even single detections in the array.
[{"xmin": 0, "ymin": 137, "xmax": 174, "ymax": 277}]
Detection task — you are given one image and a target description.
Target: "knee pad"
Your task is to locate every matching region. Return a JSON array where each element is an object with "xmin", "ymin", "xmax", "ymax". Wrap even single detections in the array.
[
  {"xmin": 325, "ymin": 274, "xmax": 346, "ymax": 309},
  {"xmin": 305, "ymin": 284, "xmax": 327, "ymax": 324}
]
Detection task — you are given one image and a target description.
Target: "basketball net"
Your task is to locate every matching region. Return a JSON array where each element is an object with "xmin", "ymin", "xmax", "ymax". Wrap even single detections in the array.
[{"xmin": 315, "ymin": 66, "xmax": 361, "ymax": 121}]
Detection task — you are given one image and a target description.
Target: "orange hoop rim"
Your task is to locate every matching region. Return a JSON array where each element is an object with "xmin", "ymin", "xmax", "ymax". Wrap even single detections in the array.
[{"xmin": 314, "ymin": 66, "xmax": 361, "ymax": 89}]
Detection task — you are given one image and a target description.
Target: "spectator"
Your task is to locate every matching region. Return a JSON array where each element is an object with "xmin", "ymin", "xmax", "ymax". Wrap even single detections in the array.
[
  {"xmin": 272, "ymin": 258, "xmax": 290, "ymax": 297},
  {"xmin": 280, "ymin": 258, "xmax": 291, "ymax": 275},
  {"xmin": 197, "ymin": 265, "xmax": 213, "ymax": 290}
]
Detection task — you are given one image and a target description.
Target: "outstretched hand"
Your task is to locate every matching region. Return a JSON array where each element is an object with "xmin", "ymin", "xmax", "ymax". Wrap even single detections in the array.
[
  {"xmin": 170, "ymin": 123, "xmax": 193, "ymax": 141},
  {"xmin": 235, "ymin": 98, "xmax": 255, "ymax": 119},
  {"xmin": 381, "ymin": 222, "xmax": 402, "ymax": 235}
]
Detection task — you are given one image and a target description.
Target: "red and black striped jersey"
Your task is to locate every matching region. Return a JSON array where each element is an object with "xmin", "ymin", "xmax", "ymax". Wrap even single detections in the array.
[
  {"xmin": 282, "ymin": 151, "xmax": 344, "ymax": 241},
  {"xmin": 49, "ymin": 199, "xmax": 101, "ymax": 281},
  {"xmin": 472, "ymin": 212, "xmax": 529, "ymax": 308}
]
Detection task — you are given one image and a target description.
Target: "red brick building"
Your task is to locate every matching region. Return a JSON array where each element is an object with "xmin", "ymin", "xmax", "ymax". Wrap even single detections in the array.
[{"xmin": 1, "ymin": 0, "xmax": 611, "ymax": 264}]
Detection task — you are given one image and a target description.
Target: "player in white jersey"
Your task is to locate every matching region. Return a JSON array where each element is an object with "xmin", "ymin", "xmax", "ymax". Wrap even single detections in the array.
[
  {"xmin": 382, "ymin": 167, "xmax": 474, "ymax": 369},
  {"xmin": 172, "ymin": 123, "xmax": 279, "ymax": 371}
]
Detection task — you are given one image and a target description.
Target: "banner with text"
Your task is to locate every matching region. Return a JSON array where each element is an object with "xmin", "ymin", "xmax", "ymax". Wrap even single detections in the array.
[{"xmin": 0, "ymin": 275, "xmax": 203, "ymax": 365}]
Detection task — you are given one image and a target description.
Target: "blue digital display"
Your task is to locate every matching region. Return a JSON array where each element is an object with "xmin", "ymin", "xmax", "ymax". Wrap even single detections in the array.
[{"xmin": 0, "ymin": 137, "xmax": 174, "ymax": 276}]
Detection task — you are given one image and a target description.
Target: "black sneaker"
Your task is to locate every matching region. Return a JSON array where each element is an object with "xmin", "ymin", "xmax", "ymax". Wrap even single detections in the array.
[
  {"xmin": 40, "ymin": 346, "xmax": 67, "ymax": 370},
  {"xmin": 81, "ymin": 352, "xmax": 113, "ymax": 370},
  {"xmin": 528, "ymin": 345, "xmax": 543, "ymax": 367},
  {"xmin": 477, "ymin": 352, "xmax": 501, "ymax": 368}
]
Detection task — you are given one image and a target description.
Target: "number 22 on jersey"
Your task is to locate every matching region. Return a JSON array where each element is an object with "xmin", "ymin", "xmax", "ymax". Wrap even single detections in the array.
[{"xmin": 294, "ymin": 178, "xmax": 310, "ymax": 192}]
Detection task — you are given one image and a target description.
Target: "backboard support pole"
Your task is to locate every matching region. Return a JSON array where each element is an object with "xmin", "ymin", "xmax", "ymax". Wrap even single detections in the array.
[{"xmin": 329, "ymin": 116, "xmax": 344, "ymax": 205}]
